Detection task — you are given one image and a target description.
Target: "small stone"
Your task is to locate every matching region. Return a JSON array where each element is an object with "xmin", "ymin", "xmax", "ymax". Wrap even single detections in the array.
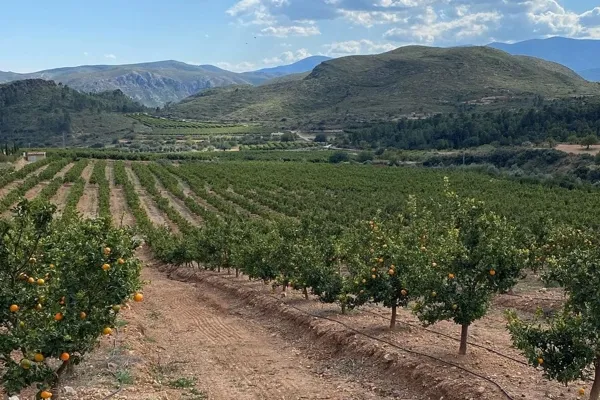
[
  {"xmin": 383, "ymin": 353, "xmax": 397, "ymax": 362},
  {"xmin": 63, "ymin": 386, "xmax": 77, "ymax": 396},
  {"xmin": 476, "ymin": 387, "xmax": 486, "ymax": 395},
  {"xmin": 9, "ymin": 396, "xmax": 20, "ymax": 400}
]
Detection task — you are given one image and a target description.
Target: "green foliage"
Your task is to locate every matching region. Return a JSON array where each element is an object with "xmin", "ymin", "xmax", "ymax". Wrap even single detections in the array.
[
  {"xmin": 329, "ymin": 151, "xmax": 349, "ymax": 163},
  {"xmin": 90, "ymin": 160, "xmax": 110, "ymax": 219},
  {"xmin": 0, "ymin": 199, "xmax": 142, "ymax": 396},
  {"xmin": 582, "ymin": 134, "xmax": 598, "ymax": 149},
  {"xmin": 508, "ymin": 226, "xmax": 600, "ymax": 392}
]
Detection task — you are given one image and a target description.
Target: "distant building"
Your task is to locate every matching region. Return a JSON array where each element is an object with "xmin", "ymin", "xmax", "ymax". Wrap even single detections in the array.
[{"xmin": 24, "ymin": 152, "xmax": 46, "ymax": 162}]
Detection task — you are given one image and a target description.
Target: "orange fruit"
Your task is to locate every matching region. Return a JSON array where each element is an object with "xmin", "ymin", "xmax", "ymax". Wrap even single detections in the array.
[
  {"xmin": 431, "ymin": 291, "xmax": 437, "ymax": 297},
  {"xmin": 103, "ymin": 327, "xmax": 113, "ymax": 335},
  {"xmin": 579, "ymin": 388, "xmax": 585, "ymax": 396},
  {"xmin": 377, "ymin": 258, "xmax": 384, "ymax": 263},
  {"xmin": 388, "ymin": 269, "xmax": 395, "ymax": 276},
  {"xmin": 10, "ymin": 304, "xmax": 19, "ymax": 312},
  {"xmin": 54, "ymin": 313, "xmax": 64, "ymax": 321},
  {"xmin": 34, "ymin": 353, "xmax": 44, "ymax": 362},
  {"xmin": 49, "ymin": 263, "xmax": 55, "ymax": 269},
  {"xmin": 537, "ymin": 358, "xmax": 544, "ymax": 365},
  {"xmin": 401, "ymin": 289, "xmax": 407, "ymax": 296},
  {"xmin": 29, "ymin": 257, "xmax": 36, "ymax": 264},
  {"xmin": 20, "ymin": 359, "xmax": 31, "ymax": 369},
  {"xmin": 452, "ymin": 304, "xmax": 458, "ymax": 310},
  {"xmin": 420, "ymin": 246, "xmax": 426, "ymax": 252},
  {"xmin": 35, "ymin": 303, "xmax": 43, "ymax": 311},
  {"xmin": 60, "ymin": 352, "xmax": 70, "ymax": 362},
  {"xmin": 103, "ymin": 247, "xmax": 111, "ymax": 256},
  {"xmin": 371, "ymin": 268, "xmax": 377, "ymax": 272},
  {"xmin": 59, "ymin": 296, "xmax": 65, "ymax": 305},
  {"xmin": 112, "ymin": 305, "xmax": 121, "ymax": 312},
  {"xmin": 28, "ymin": 277, "xmax": 35, "ymax": 284},
  {"xmin": 362, "ymin": 279, "xmax": 366, "ymax": 284},
  {"xmin": 448, "ymin": 273, "xmax": 455, "ymax": 280},
  {"xmin": 118, "ymin": 258, "xmax": 125, "ymax": 265},
  {"xmin": 40, "ymin": 390, "xmax": 53, "ymax": 399},
  {"xmin": 489, "ymin": 269, "xmax": 496, "ymax": 276},
  {"xmin": 80, "ymin": 312, "xmax": 87, "ymax": 320},
  {"xmin": 102, "ymin": 263, "xmax": 111, "ymax": 271},
  {"xmin": 37, "ymin": 278, "xmax": 45, "ymax": 286},
  {"xmin": 133, "ymin": 293, "xmax": 144, "ymax": 302},
  {"xmin": 371, "ymin": 274, "xmax": 377, "ymax": 279}
]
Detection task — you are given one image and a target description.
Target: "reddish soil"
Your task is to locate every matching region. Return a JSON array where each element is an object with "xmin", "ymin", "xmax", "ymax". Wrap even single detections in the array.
[
  {"xmin": 77, "ymin": 163, "xmax": 99, "ymax": 219},
  {"xmin": 107, "ymin": 161, "xmax": 136, "ymax": 228},
  {"xmin": 55, "ymin": 254, "xmax": 422, "ymax": 400}
]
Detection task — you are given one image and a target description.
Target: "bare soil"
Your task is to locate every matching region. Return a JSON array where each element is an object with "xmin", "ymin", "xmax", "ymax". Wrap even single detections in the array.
[
  {"xmin": 124, "ymin": 164, "xmax": 179, "ymax": 233},
  {"xmin": 175, "ymin": 175, "xmax": 220, "ymax": 215},
  {"xmin": 556, "ymin": 143, "xmax": 600, "ymax": 155},
  {"xmin": 153, "ymin": 175, "xmax": 203, "ymax": 226},
  {"xmin": 77, "ymin": 163, "xmax": 99, "ymax": 219},
  {"xmin": 107, "ymin": 161, "xmax": 136, "ymax": 228}
]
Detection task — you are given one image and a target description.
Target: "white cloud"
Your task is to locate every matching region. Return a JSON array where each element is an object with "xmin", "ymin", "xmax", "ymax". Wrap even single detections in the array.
[
  {"xmin": 216, "ymin": 61, "xmax": 256, "ymax": 72},
  {"xmin": 225, "ymin": 0, "xmax": 600, "ymax": 45},
  {"xmin": 323, "ymin": 39, "xmax": 397, "ymax": 56},
  {"xmin": 104, "ymin": 54, "xmax": 117, "ymax": 59},
  {"xmin": 262, "ymin": 48, "xmax": 313, "ymax": 65},
  {"xmin": 260, "ymin": 25, "xmax": 320, "ymax": 37}
]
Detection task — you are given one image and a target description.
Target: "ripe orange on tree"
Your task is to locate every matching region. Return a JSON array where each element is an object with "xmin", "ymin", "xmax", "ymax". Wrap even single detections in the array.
[
  {"xmin": 60, "ymin": 353, "xmax": 70, "ymax": 362},
  {"xmin": 102, "ymin": 263, "xmax": 111, "ymax": 271},
  {"xmin": 80, "ymin": 311, "xmax": 87, "ymax": 320},
  {"xmin": 103, "ymin": 327, "xmax": 113, "ymax": 335},
  {"xmin": 54, "ymin": 313, "xmax": 63, "ymax": 321},
  {"xmin": 40, "ymin": 390, "xmax": 52, "ymax": 399},
  {"xmin": 10, "ymin": 304, "xmax": 19, "ymax": 312},
  {"xmin": 103, "ymin": 246, "xmax": 111, "ymax": 256},
  {"xmin": 34, "ymin": 353, "xmax": 44, "ymax": 362},
  {"xmin": 133, "ymin": 293, "xmax": 144, "ymax": 302}
]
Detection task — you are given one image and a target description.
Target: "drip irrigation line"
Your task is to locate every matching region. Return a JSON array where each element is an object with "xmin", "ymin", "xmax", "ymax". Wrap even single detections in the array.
[
  {"xmin": 264, "ymin": 292, "xmax": 515, "ymax": 400},
  {"xmin": 359, "ymin": 308, "xmax": 529, "ymax": 367}
]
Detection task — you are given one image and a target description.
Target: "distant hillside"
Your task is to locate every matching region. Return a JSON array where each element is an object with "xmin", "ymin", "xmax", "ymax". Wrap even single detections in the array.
[
  {"xmin": 253, "ymin": 56, "xmax": 331, "ymax": 76},
  {"xmin": 168, "ymin": 46, "xmax": 600, "ymax": 125},
  {"xmin": 0, "ymin": 57, "xmax": 331, "ymax": 107},
  {"xmin": 488, "ymin": 37, "xmax": 600, "ymax": 79},
  {"xmin": 0, "ymin": 79, "xmax": 146, "ymax": 147},
  {"xmin": 258, "ymin": 72, "xmax": 310, "ymax": 86},
  {"xmin": 580, "ymin": 68, "xmax": 600, "ymax": 82}
]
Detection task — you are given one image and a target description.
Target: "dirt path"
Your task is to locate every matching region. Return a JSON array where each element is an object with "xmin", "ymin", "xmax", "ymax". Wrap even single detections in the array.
[
  {"xmin": 153, "ymin": 175, "xmax": 203, "ymax": 226},
  {"xmin": 125, "ymin": 164, "xmax": 179, "ymax": 232},
  {"xmin": 0, "ymin": 164, "xmax": 50, "ymax": 199},
  {"xmin": 77, "ymin": 163, "xmax": 99, "ymax": 219},
  {"xmin": 49, "ymin": 163, "xmax": 76, "ymax": 217},
  {"xmin": 59, "ymin": 257, "xmax": 414, "ymax": 400},
  {"xmin": 107, "ymin": 161, "xmax": 136, "ymax": 228}
]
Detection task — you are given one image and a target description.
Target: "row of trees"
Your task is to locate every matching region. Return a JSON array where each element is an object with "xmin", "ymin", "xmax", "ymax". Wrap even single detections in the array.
[{"xmin": 135, "ymin": 176, "xmax": 600, "ymax": 398}]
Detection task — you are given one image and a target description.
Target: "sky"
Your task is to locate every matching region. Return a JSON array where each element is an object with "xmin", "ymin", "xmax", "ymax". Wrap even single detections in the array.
[{"xmin": 0, "ymin": 0, "xmax": 599, "ymax": 73}]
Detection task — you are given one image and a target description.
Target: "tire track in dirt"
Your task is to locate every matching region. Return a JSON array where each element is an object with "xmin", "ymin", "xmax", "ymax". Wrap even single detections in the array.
[
  {"xmin": 125, "ymin": 164, "xmax": 178, "ymax": 232},
  {"xmin": 77, "ymin": 162, "xmax": 99, "ymax": 219},
  {"xmin": 106, "ymin": 161, "xmax": 135, "ymax": 228},
  {"xmin": 120, "ymin": 262, "xmax": 398, "ymax": 400}
]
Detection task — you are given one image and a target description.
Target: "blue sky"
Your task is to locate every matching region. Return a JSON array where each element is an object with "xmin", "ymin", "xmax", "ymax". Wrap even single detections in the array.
[{"xmin": 1, "ymin": 0, "xmax": 599, "ymax": 73}]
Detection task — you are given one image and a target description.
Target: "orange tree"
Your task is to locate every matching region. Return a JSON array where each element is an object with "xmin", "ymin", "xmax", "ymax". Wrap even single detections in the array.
[
  {"xmin": 507, "ymin": 226, "xmax": 600, "ymax": 400},
  {"xmin": 347, "ymin": 197, "xmax": 431, "ymax": 329},
  {"xmin": 412, "ymin": 180, "xmax": 528, "ymax": 354},
  {"xmin": 0, "ymin": 199, "xmax": 142, "ymax": 398}
]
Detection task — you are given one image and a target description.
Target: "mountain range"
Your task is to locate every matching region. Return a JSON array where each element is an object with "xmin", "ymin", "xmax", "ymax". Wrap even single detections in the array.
[
  {"xmin": 167, "ymin": 46, "xmax": 600, "ymax": 125},
  {"xmin": 488, "ymin": 37, "xmax": 600, "ymax": 81},
  {"xmin": 0, "ymin": 57, "xmax": 331, "ymax": 107}
]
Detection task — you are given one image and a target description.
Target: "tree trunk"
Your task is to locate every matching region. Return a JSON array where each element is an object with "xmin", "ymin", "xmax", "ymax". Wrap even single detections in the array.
[
  {"xmin": 303, "ymin": 287, "xmax": 309, "ymax": 299},
  {"xmin": 227, "ymin": 267, "xmax": 231, "ymax": 275},
  {"xmin": 590, "ymin": 356, "xmax": 600, "ymax": 400},
  {"xmin": 235, "ymin": 268, "xmax": 239, "ymax": 278},
  {"xmin": 459, "ymin": 324, "xmax": 469, "ymax": 355},
  {"xmin": 341, "ymin": 303, "xmax": 346, "ymax": 315},
  {"xmin": 390, "ymin": 304, "xmax": 397, "ymax": 330}
]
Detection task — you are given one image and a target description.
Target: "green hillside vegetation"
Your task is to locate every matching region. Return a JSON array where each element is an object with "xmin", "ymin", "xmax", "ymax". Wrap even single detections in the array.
[
  {"xmin": 0, "ymin": 79, "xmax": 145, "ymax": 146},
  {"xmin": 258, "ymin": 72, "xmax": 310, "ymax": 86},
  {"xmin": 168, "ymin": 46, "xmax": 600, "ymax": 126}
]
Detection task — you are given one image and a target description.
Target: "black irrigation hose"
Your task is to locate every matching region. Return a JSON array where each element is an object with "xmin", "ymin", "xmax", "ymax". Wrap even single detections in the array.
[
  {"xmin": 263, "ymin": 292, "xmax": 515, "ymax": 400},
  {"xmin": 359, "ymin": 308, "xmax": 529, "ymax": 367}
]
